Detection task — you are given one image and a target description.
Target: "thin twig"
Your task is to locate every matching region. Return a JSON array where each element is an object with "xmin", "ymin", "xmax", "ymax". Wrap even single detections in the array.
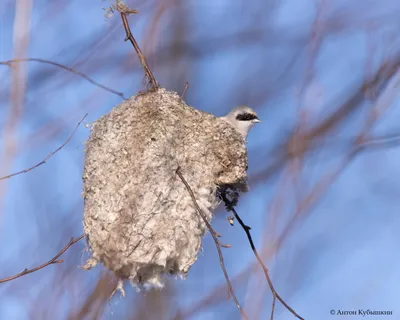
[
  {"xmin": 181, "ymin": 81, "xmax": 189, "ymax": 99},
  {"xmin": 270, "ymin": 294, "xmax": 276, "ymax": 320},
  {"xmin": 0, "ymin": 59, "xmax": 127, "ymax": 99},
  {"xmin": 0, "ymin": 113, "xmax": 88, "ymax": 181},
  {"xmin": 221, "ymin": 193, "xmax": 304, "ymax": 320},
  {"xmin": 117, "ymin": 5, "xmax": 158, "ymax": 89},
  {"xmin": 175, "ymin": 168, "xmax": 248, "ymax": 320},
  {"xmin": 0, "ymin": 233, "xmax": 85, "ymax": 283}
]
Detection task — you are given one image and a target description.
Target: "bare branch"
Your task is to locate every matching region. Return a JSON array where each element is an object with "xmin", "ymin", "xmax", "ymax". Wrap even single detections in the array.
[
  {"xmin": 0, "ymin": 233, "xmax": 85, "ymax": 284},
  {"xmin": 0, "ymin": 0, "xmax": 32, "ymax": 215},
  {"xmin": 117, "ymin": 4, "xmax": 158, "ymax": 89},
  {"xmin": 175, "ymin": 168, "xmax": 248, "ymax": 320},
  {"xmin": 270, "ymin": 294, "xmax": 276, "ymax": 320},
  {"xmin": 68, "ymin": 272, "xmax": 116, "ymax": 320},
  {"xmin": 357, "ymin": 133, "xmax": 400, "ymax": 150},
  {"xmin": 177, "ymin": 266, "xmax": 252, "ymax": 318},
  {"xmin": 181, "ymin": 81, "xmax": 189, "ymax": 99},
  {"xmin": 0, "ymin": 113, "xmax": 88, "ymax": 181},
  {"xmin": 0, "ymin": 59, "xmax": 127, "ymax": 99},
  {"xmin": 221, "ymin": 193, "xmax": 304, "ymax": 320}
]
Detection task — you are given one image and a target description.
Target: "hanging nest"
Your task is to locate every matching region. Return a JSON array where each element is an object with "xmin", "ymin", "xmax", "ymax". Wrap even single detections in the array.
[{"xmin": 82, "ymin": 87, "xmax": 248, "ymax": 289}]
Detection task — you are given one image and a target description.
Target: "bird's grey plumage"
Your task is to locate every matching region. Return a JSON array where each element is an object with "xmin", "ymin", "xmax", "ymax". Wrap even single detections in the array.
[
  {"xmin": 82, "ymin": 88, "xmax": 251, "ymax": 289},
  {"xmin": 220, "ymin": 105, "xmax": 261, "ymax": 140}
]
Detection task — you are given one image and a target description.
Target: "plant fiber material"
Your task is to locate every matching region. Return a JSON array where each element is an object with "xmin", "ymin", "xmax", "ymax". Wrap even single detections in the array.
[{"xmin": 82, "ymin": 88, "xmax": 248, "ymax": 288}]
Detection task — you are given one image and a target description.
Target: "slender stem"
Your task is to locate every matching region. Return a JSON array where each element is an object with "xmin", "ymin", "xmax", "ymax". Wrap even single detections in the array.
[
  {"xmin": 176, "ymin": 168, "xmax": 248, "ymax": 320},
  {"xmin": 221, "ymin": 192, "xmax": 304, "ymax": 320},
  {"xmin": 0, "ymin": 234, "xmax": 85, "ymax": 283},
  {"xmin": 119, "ymin": 11, "xmax": 158, "ymax": 89}
]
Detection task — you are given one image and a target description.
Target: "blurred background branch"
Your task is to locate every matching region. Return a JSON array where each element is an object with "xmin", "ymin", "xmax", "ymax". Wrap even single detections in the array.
[{"xmin": 0, "ymin": 0, "xmax": 400, "ymax": 319}]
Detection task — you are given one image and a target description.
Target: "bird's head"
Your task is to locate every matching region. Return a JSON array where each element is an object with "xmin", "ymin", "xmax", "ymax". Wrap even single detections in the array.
[{"xmin": 221, "ymin": 106, "xmax": 261, "ymax": 140}]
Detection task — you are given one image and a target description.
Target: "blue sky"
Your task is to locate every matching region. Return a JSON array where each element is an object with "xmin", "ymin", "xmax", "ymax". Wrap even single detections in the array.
[{"xmin": 1, "ymin": 0, "xmax": 400, "ymax": 319}]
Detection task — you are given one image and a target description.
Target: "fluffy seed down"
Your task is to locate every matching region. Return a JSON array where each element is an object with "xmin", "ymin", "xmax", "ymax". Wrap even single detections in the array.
[{"xmin": 82, "ymin": 88, "xmax": 248, "ymax": 289}]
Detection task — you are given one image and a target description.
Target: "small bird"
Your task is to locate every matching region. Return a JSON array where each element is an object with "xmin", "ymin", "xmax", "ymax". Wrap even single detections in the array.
[
  {"xmin": 220, "ymin": 106, "xmax": 261, "ymax": 140},
  {"xmin": 83, "ymin": 89, "xmax": 259, "ymax": 290}
]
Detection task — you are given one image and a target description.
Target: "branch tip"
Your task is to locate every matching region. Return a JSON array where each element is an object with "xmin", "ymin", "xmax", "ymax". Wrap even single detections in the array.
[
  {"xmin": 220, "ymin": 192, "xmax": 304, "ymax": 320},
  {"xmin": 0, "ymin": 233, "xmax": 85, "ymax": 284},
  {"xmin": 176, "ymin": 168, "xmax": 248, "ymax": 319},
  {"xmin": 117, "ymin": 6, "xmax": 158, "ymax": 89}
]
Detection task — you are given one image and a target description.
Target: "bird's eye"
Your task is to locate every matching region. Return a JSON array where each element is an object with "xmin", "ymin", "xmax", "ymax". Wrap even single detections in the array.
[{"xmin": 235, "ymin": 113, "xmax": 258, "ymax": 121}]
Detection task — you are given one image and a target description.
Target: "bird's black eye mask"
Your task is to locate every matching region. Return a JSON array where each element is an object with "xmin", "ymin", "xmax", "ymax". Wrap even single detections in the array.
[{"xmin": 235, "ymin": 112, "xmax": 258, "ymax": 121}]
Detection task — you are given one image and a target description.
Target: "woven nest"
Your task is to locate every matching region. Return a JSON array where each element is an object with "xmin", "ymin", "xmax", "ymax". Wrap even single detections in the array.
[{"xmin": 82, "ymin": 88, "xmax": 248, "ymax": 289}]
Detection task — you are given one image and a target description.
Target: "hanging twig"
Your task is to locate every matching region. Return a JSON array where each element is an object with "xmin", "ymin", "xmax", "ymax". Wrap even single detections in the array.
[
  {"xmin": 116, "ymin": 3, "xmax": 158, "ymax": 89},
  {"xmin": 270, "ymin": 294, "xmax": 277, "ymax": 320},
  {"xmin": 0, "ymin": 113, "xmax": 88, "ymax": 181},
  {"xmin": 176, "ymin": 168, "xmax": 248, "ymax": 320},
  {"xmin": 0, "ymin": 59, "xmax": 127, "ymax": 99},
  {"xmin": 221, "ymin": 192, "xmax": 304, "ymax": 320},
  {"xmin": 0, "ymin": 233, "xmax": 85, "ymax": 283}
]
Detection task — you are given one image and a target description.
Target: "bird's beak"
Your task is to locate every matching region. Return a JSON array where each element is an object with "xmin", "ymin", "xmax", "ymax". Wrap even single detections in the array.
[{"xmin": 253, "ymin": 119, "xmax": 261, "ymax": 123}]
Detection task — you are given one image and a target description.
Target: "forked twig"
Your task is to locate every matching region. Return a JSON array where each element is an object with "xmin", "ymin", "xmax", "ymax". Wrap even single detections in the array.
[
  {"xmin": 0, "ymin": 59, "xmax": 127, "ymax": 99},
  {"xmin": 117, "ymin": 4, "xmax": 158, "ymax": 89},
  {"xmin": 221, "ymin": 192, "xmax": 304, "ymax": 320},
  {"xmin": 176, "ymin": 168, "xmax": 248, "ymax": 320},
  {"xmin": 0, "ymin": 113, "xmax": 88, "ymax": 181},
  {"xmin": 0, "ymin": 233, "xmax": 85, "ymax": 283}
]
